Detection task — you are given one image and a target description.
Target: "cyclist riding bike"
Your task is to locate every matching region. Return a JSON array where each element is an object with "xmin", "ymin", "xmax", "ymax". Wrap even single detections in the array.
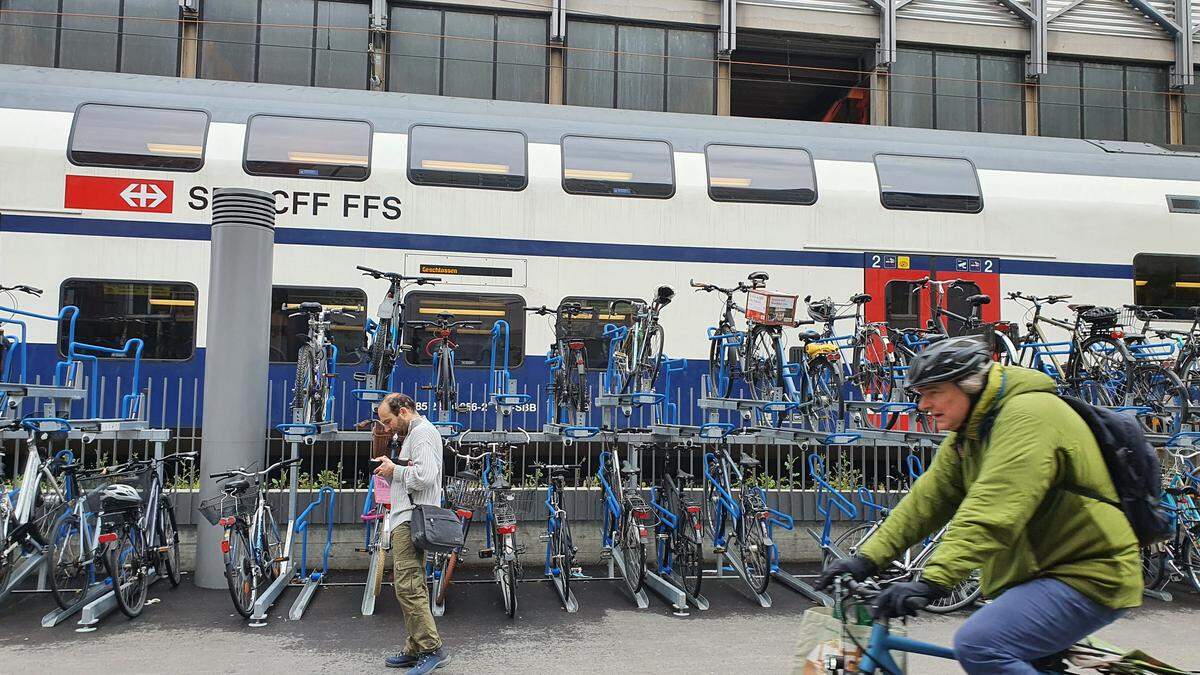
[{"xmin": 817, "ymin": 336, "xmax": 1142, "ymax": 674}]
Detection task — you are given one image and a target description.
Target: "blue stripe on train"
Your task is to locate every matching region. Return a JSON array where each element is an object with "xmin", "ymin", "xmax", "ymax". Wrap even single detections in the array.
[{"xmin": 1, "ymin": 214, "xmax": 1133, "ymax": 279}]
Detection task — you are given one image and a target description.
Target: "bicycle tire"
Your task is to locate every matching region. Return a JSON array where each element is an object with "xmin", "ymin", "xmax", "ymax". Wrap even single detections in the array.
[
  {"xmin": 1129, "ymin": 364, "xmax": 1189, "ymax": 435},
  {"xmin": 1182, "ymin": 532, "xmax": 1200, "ymax": 594},
  {"xmin": 674, "ymin": 509, "xmax": 704, "ymax": 598},
  {"xmin": 1178, "ymin": 352, "xmax": 1200, "ymax": 407},
  {"xmin": 436, "ymin": 348, "xmax": 455, "ymax": 414},
  {"xmin": 500, "ymin": 534, "xmax": 518, "ymax": 618},
  {"xmin": 435, "ymin": 551, "xmax": 457, "ymax": 606},
  {"xmin": 368, "ymin": 320, "xmax": 396, "ymax": 390},
  {"xmin": 807, "ymin": 357, "xmax": 846, "ymax": 433},
  {"xmin": 620, "ymin": 509, "xmax": 647, "ymax": 595},
  {"xmin": 293, "ymin": 347, "xmax": 315, "ymax": 422},
  {"xmin": 158, "ymin": 499, "xmax": 182, "ymax": 587},
  {"xmin": 104, "ymin": 525, "xmax": 148, "ymax": 618},
  {"xmin": 701, "ymin": 466, "xmax": 721, "ymax": 543},
  {"xmin": 745, "ymin": 328, "xmax": 781, "ymax": 402},
  {"xmin": 925, "ymin": 570, "xmax": 982, "ymax": 613},
  {"xmin": 708, "ymin": 332, "xmax": 734, "ymax": 398},
  {"xmin": 850, "ymin": 334, "xmax": 898, "ymax": 430},
  {"xmin": 824, "ymin": 522, "xmax": 874, "ymax": 569},
  {"xmin": 1069, "ymin": 335, "xmax": 1130, "ymax": 406},
  {"xmin": 312, "ymin": 343, "xmax": 329, "ymax": 423},
  {"xmin": 46, "ymin": 511, "xmax": 88, "ymax": 610},
  {"xmin": 224, "ymin": 525, "xmax": 255, "ymax": 618},
  {"xmin": 1141, "ymin": 545, "xmax": 1166, "ymax": 591},
  {"xmin": 740, "ymin": 515, "xmax": 771, "ymax": 595},
  {"xmin": 549, "ymin": 507, "xmax": 575, "ymax": 600},
  {"xmin": 260, "ymin": 507, "xmax": 284, "ymax": 584}
]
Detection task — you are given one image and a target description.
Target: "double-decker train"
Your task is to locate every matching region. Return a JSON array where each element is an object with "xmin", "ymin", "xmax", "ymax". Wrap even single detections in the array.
[{"xmin": 2, "ymin": 64, "xmax": 1199, "ymax": 428}]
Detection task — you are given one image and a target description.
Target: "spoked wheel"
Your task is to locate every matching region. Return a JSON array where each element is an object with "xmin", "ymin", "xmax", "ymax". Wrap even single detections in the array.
[
  {"xmin": 1141, "ymin": 544, "xmax": 1167, "ymax": 591},
  {"xmin": 293, "ymin": 347, "xmax": 321, "ymax": 423},
  {"xmin": 672, "ymin": 513, "xmax": 704, "ymax": 598},
  {"xmin": 1070, "ymin": 336, "xmax": 1129, "ymax": 406},
  {"xmin": 550, "ymin": 513, "xmax": 576, "ymax": 600},
  {"xmin": 708, "ymin": 328, "xmax": 736, "ymax": 398},
  {"xmin": 807, "ymin": 357, "xmax": 846, "ymax": 433},
  {"xmin": 1129, "ymin": 365, "xmax": 1189, "ymax": 435},
  {"xmin": 1182, "ymin": 533, "xmax": 1200, "ymax": 593},
  {"xmin": 850, "ymin": 333, "xmax": 898, "ymax": 430},
  {"xmin": 368, "ymin": 319, "xmax": 396, "ymax": 389},
  {"xmin": 224, "ymin": 527, "xmax": 255, "ymax": 618},
  {"xmin": 620, "ymin": 509, "xmax": 647, "ymax": 595},
  {"xmin": 745, "ymin": 328, "xmax": 783, "ymax": 402},
  {"xmin": 623, "ymin": 324, "xmax": 664, "ymax": 394},
  {"xmin": 158, "ymin": 500, "xmax": 182, "ymax": 587},
  {"xmin": 434, "ymin": 552, "xmax": 456, "ymax": 606},
  {"xmin": 1178, "ymin": 353, "xmax": 1200, "ymax": 422},
  {"xmin": 739, "ymin": 515, "xmax": 771, "ymax": 595},
  {"xmin": 498, "ymin": 534, "xmax": 518, "ymax": 619},
  {"xmin": 825, "ymin": 522, "xmax": 874, "ymax": 569},
  {"xmin": 104, "ymin": 525, "xmax": 149, "ymax": 618},
  {"xmin": 46, "ymin": 512, "xmax": 89, "ymax": 610},
  {"xmin": 701, "ymin": 463, "xmax": 725, "ymax": 544},
  {"xmin": 436, "ymin": 347, "xmax": 457, "ymax": 413},
  {"xmin": 259, "ymin": 509, "xmax": 285, "ymax": 584},
  {"xmin": 925, "ymin": 569, "xmax": 982, "ymax": 613}
]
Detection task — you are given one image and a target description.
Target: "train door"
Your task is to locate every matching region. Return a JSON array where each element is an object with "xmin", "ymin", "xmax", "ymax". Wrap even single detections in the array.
[{"xmin": 863, "ymin": 252, "xmax": 1001, "ymax": 333}]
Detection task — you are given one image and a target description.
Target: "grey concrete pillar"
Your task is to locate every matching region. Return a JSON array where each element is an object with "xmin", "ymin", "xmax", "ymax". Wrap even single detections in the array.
[{"xmin": 194, "ymin": 188, "xmax": 276, "ymax": 589}]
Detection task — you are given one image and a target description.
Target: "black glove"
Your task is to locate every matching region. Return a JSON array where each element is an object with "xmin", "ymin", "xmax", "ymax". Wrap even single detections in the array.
[
  {"xmin": 871, "ymin": 580, "xmax": 949, "ymax": 620},
  {"xmin": 814, "ymin": 555, "xmax": 877, "ymax": 591}
]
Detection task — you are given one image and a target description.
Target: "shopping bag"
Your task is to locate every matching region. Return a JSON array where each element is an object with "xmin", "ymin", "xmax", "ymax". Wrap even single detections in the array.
[{"xmin": 793, "ymin": 606, "xmax": 906, "ymax": 674}]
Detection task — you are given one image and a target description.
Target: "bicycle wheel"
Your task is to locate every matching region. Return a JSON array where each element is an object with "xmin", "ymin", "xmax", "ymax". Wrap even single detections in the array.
[
  {"xmin": 258, "ymin": 507, "xmax": 284, "ymax": 583},
  {"xmin": 745, "ymin": 328, "xmax": 782, "ymax": 401},
  {"xmin": 498, "ymin": 533, "xmax": 518, "ymax": 618},
  {"xmin": 701, "ymin": 463, "xmax": 723, "ymax": 543},
  {"xmin": 1069, "ymin": 336, "xmax": 1129, "ymax": 406},
  {"xmin": 1179, "ymin": 352, "xmax": 1200, "ymax": 410},
  {"xmin": 549, "ymin": 510, "xmax": 575, "ymax": 600},
  {"xmin": 620, "ymin": 509, "xmax": 646, "ymax": 595},
  {"xmin": 708, "ymin": 331, "xmax": 735, "ymax": 398},
  {"xmin": 850, "ymin": 334, "xmax": 898, "ymax": 430},
  {"xmin": 1129, "ymin": 364, "xmax": 1189, "ymax": 435},
  {"xmin": 807, "ymin": 357, "xmax": 845, "ymax": 433},
  {"xmin": 673, "ymin": 508, "xmax": 704, "ymax": 598},
  {"xmin": 435, "ymin": 551, "xmax": 457, "ymax": 606},
  {"xmin": 925, "ymin": 569, "xmax": 982, "ymax": 613},
  {"xmin": 104, "ymin": 524, "xmax": 148, "ymax": 618},
  {"xmin": 312, "ymin": 344, "xmax": 329, "ymax": 423},
  {"xmin": 368, "ymin": 320, "xmax": 396, "ymax": 389},
  {"xmin": 158, "ymin": 499, "xmax": 182, "ymax": 587},
  {"xmin": 623, "ymin": 324, "xmax": 664, "ymax": 394},
  {"xmin": 1182, "ymin": 532, "xmax": 1200, "ymax": 593},
  {"xmin": 293, "ymin": 347, "xmax": 316, "ymax": 422},
  {"xmin": 224, "ymin": 526, "xmax": 255, "ymax": 618},
  {"xmin": 436, "ymin": 348, "xmax": 455, "ymax": 414},
  {"xmin": 740, "ymin": 514, "xmax": 771, "ymax": 595},
  {"xmin": 46, "ymin": 511, "xmax": 88, "ymax": 609},
  {"xmin": 1141, "ymin": 544, "xmax": 1166, "ymax": 591},
  {"xmin": 824, "ymin": 522, "xmax": 874, "ymax": 569}
]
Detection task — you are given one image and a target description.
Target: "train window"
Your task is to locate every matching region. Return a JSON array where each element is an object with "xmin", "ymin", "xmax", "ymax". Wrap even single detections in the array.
[
  {"xmin": 552, "ymin": 297, "xmax": 640, "ymax": 370},
  {"xmin": 561, "ymin": 136, "xmax": 674, "ymax": 199},
  {"xmin": 244, "ymin": 115, "xmax": 371, "ymax": 181},
  {"xmin": 874, "ymin": 154, "xmax": 982, "ymax": 213},
  {"xmin": 1167, "ymin": 195, "xmax": 1200, "ymax": 214},
  {"xmin": 705, "ymin": 144, "xmax": 817, "ymax": 205},
  {"xmin": 407, "ymin": 125, "xmax": 527, "ymax": 191},
  {"xmin": 270, "ymin": 287, "xmax": 367, "ymax": 364},
  {"xmin": 1133, "ymin": 253, "xmax": 1200, "ymax": 320},
  {"xmin": 58, "ymin": 279, "xmax": 197, "ymax": 360},
  {"xmin": 885, "ymin": 281, "xmax": 921, "ymax": 331},
  {"xmin": 401, "ymin": 292, "xmax": 525, "ymax": 368},
  {"xmin": 68, "ymin": 104, "xmax": 208, "ymax": 172}
]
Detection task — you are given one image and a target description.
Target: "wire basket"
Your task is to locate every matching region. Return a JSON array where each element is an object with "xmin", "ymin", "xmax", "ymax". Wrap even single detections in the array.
[
  {"xmin": 198, "ymin": 491, "xmax": 256, "ymax": 526},
  {"xmin": 445, "ymin": 475, "xmax": 487, "ymax": 511},
  {"xmin": 493, "ymin": 489, "xmax": 545, "ymax": 521},
  {"xmin": 78, "ymin": 467, "xmax": 152, "ymax": 514}
]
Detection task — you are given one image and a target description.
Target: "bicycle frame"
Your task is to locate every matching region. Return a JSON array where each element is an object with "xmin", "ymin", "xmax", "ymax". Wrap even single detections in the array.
[{"xmin": 596, "ymin": 450, "xmax": 626, "ymax": 549}]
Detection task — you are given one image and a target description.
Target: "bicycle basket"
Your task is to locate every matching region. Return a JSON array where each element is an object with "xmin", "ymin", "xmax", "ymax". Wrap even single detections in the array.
[
  {"xmin": 493, "ymin": 489, "xmax": 544, "ymax": 521},
  {"xmin": 198, "ymin": 492, "xmax": 256, "ymax": 526},
  {"xmin": 78, "ymin": 468, "xmax": 152, "ymax": 514},
  {"xmin": 1079, "ymin": 306, "xmax": 1119, "ymax": 329},
  {"xmin": 444, "ymin": 476, "xmax": 487, "ymax": 512},
  {"xmin": 746, "ymin": 290, "xmax": 799, "ymax": 326},
  {"xmin": 492, "ymin": 501, "xmax": 517, "ymax": 529}
]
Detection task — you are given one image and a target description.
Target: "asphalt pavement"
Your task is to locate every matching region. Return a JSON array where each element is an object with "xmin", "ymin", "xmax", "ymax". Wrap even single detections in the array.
[{"xmin": 2, "ymin": 566, "xmax": 1197, "ymax": 674}]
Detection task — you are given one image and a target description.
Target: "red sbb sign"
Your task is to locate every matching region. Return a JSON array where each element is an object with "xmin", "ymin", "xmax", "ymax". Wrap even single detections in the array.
[{"xmin": 64, "ymin": 175, "xmax": 174, "ymax": 213}]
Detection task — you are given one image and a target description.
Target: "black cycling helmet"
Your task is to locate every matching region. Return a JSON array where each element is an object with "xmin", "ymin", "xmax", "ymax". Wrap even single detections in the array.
[
  {"xmin": 806, "ymin": 297, "xmax": 836, "ymax": 322},
  {"xmin": 905, "ymin": 335, "xmax": 990, "ymax": 391}
]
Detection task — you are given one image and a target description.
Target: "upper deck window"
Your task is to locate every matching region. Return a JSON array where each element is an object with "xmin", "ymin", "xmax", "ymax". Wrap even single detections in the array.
[
  {"xmin": 244, "ymin": 115, "xmax": 371, "ymax": 180},
  {"xmin": 69, "ymin": 104, "xmax": 208, "ymax": 172},
  {"xmin": 705, "ymin": 144, "xmax": 817, "ymax": 205},
  {"xmin": 561, "ymin": 136, "xmax": 674, "ymax": 199},
  {"xmin": 407, "ymin": 125, "xmax": 527, "ymax": 190},
  {"xmin": 874, "ymin": 154, "xmax": 982, "ymax": 213}
]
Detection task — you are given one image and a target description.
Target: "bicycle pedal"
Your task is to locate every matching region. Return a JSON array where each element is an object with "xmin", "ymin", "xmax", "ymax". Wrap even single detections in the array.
[
  {"xmin": 478, "ymin": 548, "xmax": 494, "ymax": 559},
  {"xmin": 712, "ymin": 545, "xmax": 726, "ymax": 554}
]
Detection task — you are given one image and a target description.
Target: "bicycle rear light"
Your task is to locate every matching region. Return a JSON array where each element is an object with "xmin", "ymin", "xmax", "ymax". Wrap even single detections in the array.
[
  {"xmin": 1110, "ymin": 330, "xmax": 1125, "ymax": 339},
  {"xmin": 455, "ymin": 509, "xmax": 473, "ymax": 519},
  {"xmin": 568, "ymin": 341, "xmax": 585, "ymax": 350},
  {"xmin": 685, "ymin": 506, "xmax": 700, "ymax": 513},
  {"xmin": 221, "ymin": 540, "xmax": 231, "ymax": 553},
  {"xmin": 497, "ymin": 524, "xmax": 517, "ymax": 535},
  {"xmin": 97, "ymin": 533, "xmax": 117, "ymax": 544},
  {"xmin": 218, "ymin": 516, "xmax": 235, "ymax": 527}
]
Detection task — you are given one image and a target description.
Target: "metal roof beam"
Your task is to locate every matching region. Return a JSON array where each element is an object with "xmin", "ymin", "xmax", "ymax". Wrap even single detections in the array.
[
  {"xmin": 862, "ymin": 0, "xmax": 897, "ymax": 69},
  {"xmin": 550, "ymin": 0, "xmax": 567, "ymax": 44},
  {"xmin": 1127, "ymin": 0, "xmax": 1193, "ymax": 87},
  {"xmin": 719, "ymin": 0, "xmax": 736, "ymax": 56},
  {"xmin": 994, "ymin": 0, "xmax": 1047, "ymax": 79}
]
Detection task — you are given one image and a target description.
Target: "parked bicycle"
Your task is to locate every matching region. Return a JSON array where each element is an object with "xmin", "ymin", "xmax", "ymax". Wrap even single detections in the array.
[
  {"xmin": 648, "ymin": 445, "xmax": 704, "ymax": 597},
  {"xmin": 805, "ymin": 293, "xmax": 900, "ymax": 430},
  {"xmin": 355, "ymin": 265, "xmax": 440, "ymax": 391},
  {"xmin": 914, "ymin": 277, "xmax": 1018, "ymax": 363},
  {"xmin": 534, "ymin": 461, "xmax": 582, "ymax": 600},
  {"xmin": 202, "ymin": 456, "xmax": 302, "ymax": 618},
  {"xmin": 408, "ymin": 313, "xmax": 482, "ymax": 423},
  {"xmin": 432, "ymin": 445, "xmax": 490, "ymax": 612},
  {"xmin": 289, "ymin": 302, "xmax": 355, "ymax": 424},
  {"xmin": 701, "ymin": 444, "xmax": 773, "ymax": 594},
  {"xmin": 597, "ymin": 443, "xmax": 654, "ymax": 595},
  {"xmin": 1142, "ymin": 439, "xmax": 1200, "ymax": 593},
  {"xmin": 609, "ymin": 285, "xmax": 674, "ymax": 394},
  {"xmin": 527, "ymin": 303, "xmax": 592, "ymax": 426}
]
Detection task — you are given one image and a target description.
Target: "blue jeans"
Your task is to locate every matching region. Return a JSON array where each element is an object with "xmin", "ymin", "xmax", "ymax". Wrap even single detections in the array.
[{"xmin": 953, "ymin": 577, "xmax": 1125, "ymax": 674}]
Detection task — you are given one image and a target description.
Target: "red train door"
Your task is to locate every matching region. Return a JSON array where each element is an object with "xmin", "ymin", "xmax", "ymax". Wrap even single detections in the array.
[{"xmin": 863, "ymin": 252, "xmax": 1001, "ymax": 332}]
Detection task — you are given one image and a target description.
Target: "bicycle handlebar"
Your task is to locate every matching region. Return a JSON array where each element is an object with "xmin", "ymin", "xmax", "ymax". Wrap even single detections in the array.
[
  {"xmin": 1008, "ymin": 291, "xmax": 1071, "ymax": 304},
  {"xmin": 356, "ymin": 265, "xmax": 441, "ymax": 285},
  {"xmin": 0, "ymin": 284, "xmax": 42, "ymax": 297},
  {"xmin": 210, "ymin": 456, "xmax": 302, "ymax": 481}
]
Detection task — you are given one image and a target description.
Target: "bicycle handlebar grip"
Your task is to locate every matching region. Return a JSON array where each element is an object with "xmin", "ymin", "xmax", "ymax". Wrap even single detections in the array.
[
  {"xmin": 210, "ymin": 471, "xmax": 235, "ymax": 479},
  {"xmin": 356, "ymin": 265, "xmax": 382, "ymax": 275},
  {"xmin": 416, "ymin": 276, "xmax": 441, "ymax": 284}
]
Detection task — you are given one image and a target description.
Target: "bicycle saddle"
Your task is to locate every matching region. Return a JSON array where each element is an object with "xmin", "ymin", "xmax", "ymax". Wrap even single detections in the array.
[
  {"xmin": 738, "ymin": 453, "xmax": 761, "ymax": 468},
  {"xmin": 490, "ymin": 475, "xmax": 512, "ymax": 491},
  {"xmin": 1067, "ymin": 304, "xmax": 1095, "ymax": 313},
  {"xmin": 299, "ymin": 301, "xmax": 323, "ymax": 312},
  {"xmin": 850, "ymin": 293, "xmax": 872, "ymax": 305},
  {"xmin": 620, "ymin": 460, "xmax": 640, "ymax": 476},
  {"xmin": 748, "ymin": 271, "xmax": 769, "ymax": 283},
  {"xmin": 225, "ymin": 478, "xmax": 252, "ymax": 492},
  {"xmin": 966, "ymin": 294, "xmax": 991, "ymax": 306},
  {"xmin": 797, "ymin": 328, "xmax": 823, "ymax": 342},
  {"xmin": 456, "ymin": 470, "xmax": 479, "ymax": 481}
]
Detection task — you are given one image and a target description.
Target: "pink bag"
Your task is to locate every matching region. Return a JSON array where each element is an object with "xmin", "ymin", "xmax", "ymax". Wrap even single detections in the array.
[{"xmin": 373, "ymin": 474, "xmax": 392, "ymax": 507}]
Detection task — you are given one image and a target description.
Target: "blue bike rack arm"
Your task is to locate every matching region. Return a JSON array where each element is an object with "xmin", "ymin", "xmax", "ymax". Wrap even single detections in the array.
[
  {"xmin": 489, "ymin": 320, "xmax": 510, "ymax": 399},
  {"xmin": 906, "ymin": 453, "xmax": 925, "ymax": 480},
  {"xmin": 807, "ymin": 453, "xmax": 858, "ymax": 519},
  {"xmin": 857, "ymin": 486, "xmax": 888, "ymax": 514},
  {"xmin": 0, "ymin": 304, "xmax": 79, "ymax": 386},
  {"xmin": 601, "ymin": 323, "xmax": 628, "ymax": 394},
  {"xmin": 596, "ymin": 451, "xmax": 622, "ymax": 518},
  {"xmin": 295, "ymin": 487, "xmax": 337, "ymax": 581},
  {"xmin": 1166, "ymin": 432, "xmax": 1200, "ymax": 447},
  {"xmin": 659, "ymin": 356, "xmax": 686, "ymax": 424},
  {"xmin": 20, "ymin": 417, "xmax": 74, "ymax": 433},
  {"xmin": 360, "ymin": 481, "xmax": 377, "ymax": 551},
  {"xmin": 63, "ymin": 337, "xmax": 144, "ymax": 418},
  {"xmin": 648, "ymin": 486, "xmax": 679, "ymax": 530},
  {"xmin": 701, "ymin": 452, "xmax": 741, "ymax": 519}
]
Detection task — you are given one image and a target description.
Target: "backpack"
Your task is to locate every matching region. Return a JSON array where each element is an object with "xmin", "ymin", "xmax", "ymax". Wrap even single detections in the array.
[{"xmin": 983, "ymin": 394, "xmax": 1171, "ymax": 546}]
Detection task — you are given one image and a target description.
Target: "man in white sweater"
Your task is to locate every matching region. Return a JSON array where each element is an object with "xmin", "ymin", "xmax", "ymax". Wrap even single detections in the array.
[{"xmin": 372, "ymin": 393, "xmax": 449, "ymax": 673}]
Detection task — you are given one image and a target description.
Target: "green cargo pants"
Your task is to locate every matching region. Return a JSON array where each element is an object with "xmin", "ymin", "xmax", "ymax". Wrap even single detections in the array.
[{"xmin": 391, "ymin": 523, "xmax": 443, "ymax": 655}]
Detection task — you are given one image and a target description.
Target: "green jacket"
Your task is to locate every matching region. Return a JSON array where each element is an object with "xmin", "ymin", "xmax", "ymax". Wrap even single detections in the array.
[{"xmin": 858, "ymin": 363, "xmax": 1143, "ymax": 609}]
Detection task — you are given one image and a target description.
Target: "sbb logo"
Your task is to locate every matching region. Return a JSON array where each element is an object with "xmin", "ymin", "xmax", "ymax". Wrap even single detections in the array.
[{"xmin": 64, "ymin": 175, "xmax": 174, "ymax": 213}]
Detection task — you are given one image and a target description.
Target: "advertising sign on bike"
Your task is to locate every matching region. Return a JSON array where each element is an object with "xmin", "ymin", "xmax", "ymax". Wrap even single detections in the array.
[{"xmin": 746, "ymin": 290, "xmax": 799, "ymax": 326}]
